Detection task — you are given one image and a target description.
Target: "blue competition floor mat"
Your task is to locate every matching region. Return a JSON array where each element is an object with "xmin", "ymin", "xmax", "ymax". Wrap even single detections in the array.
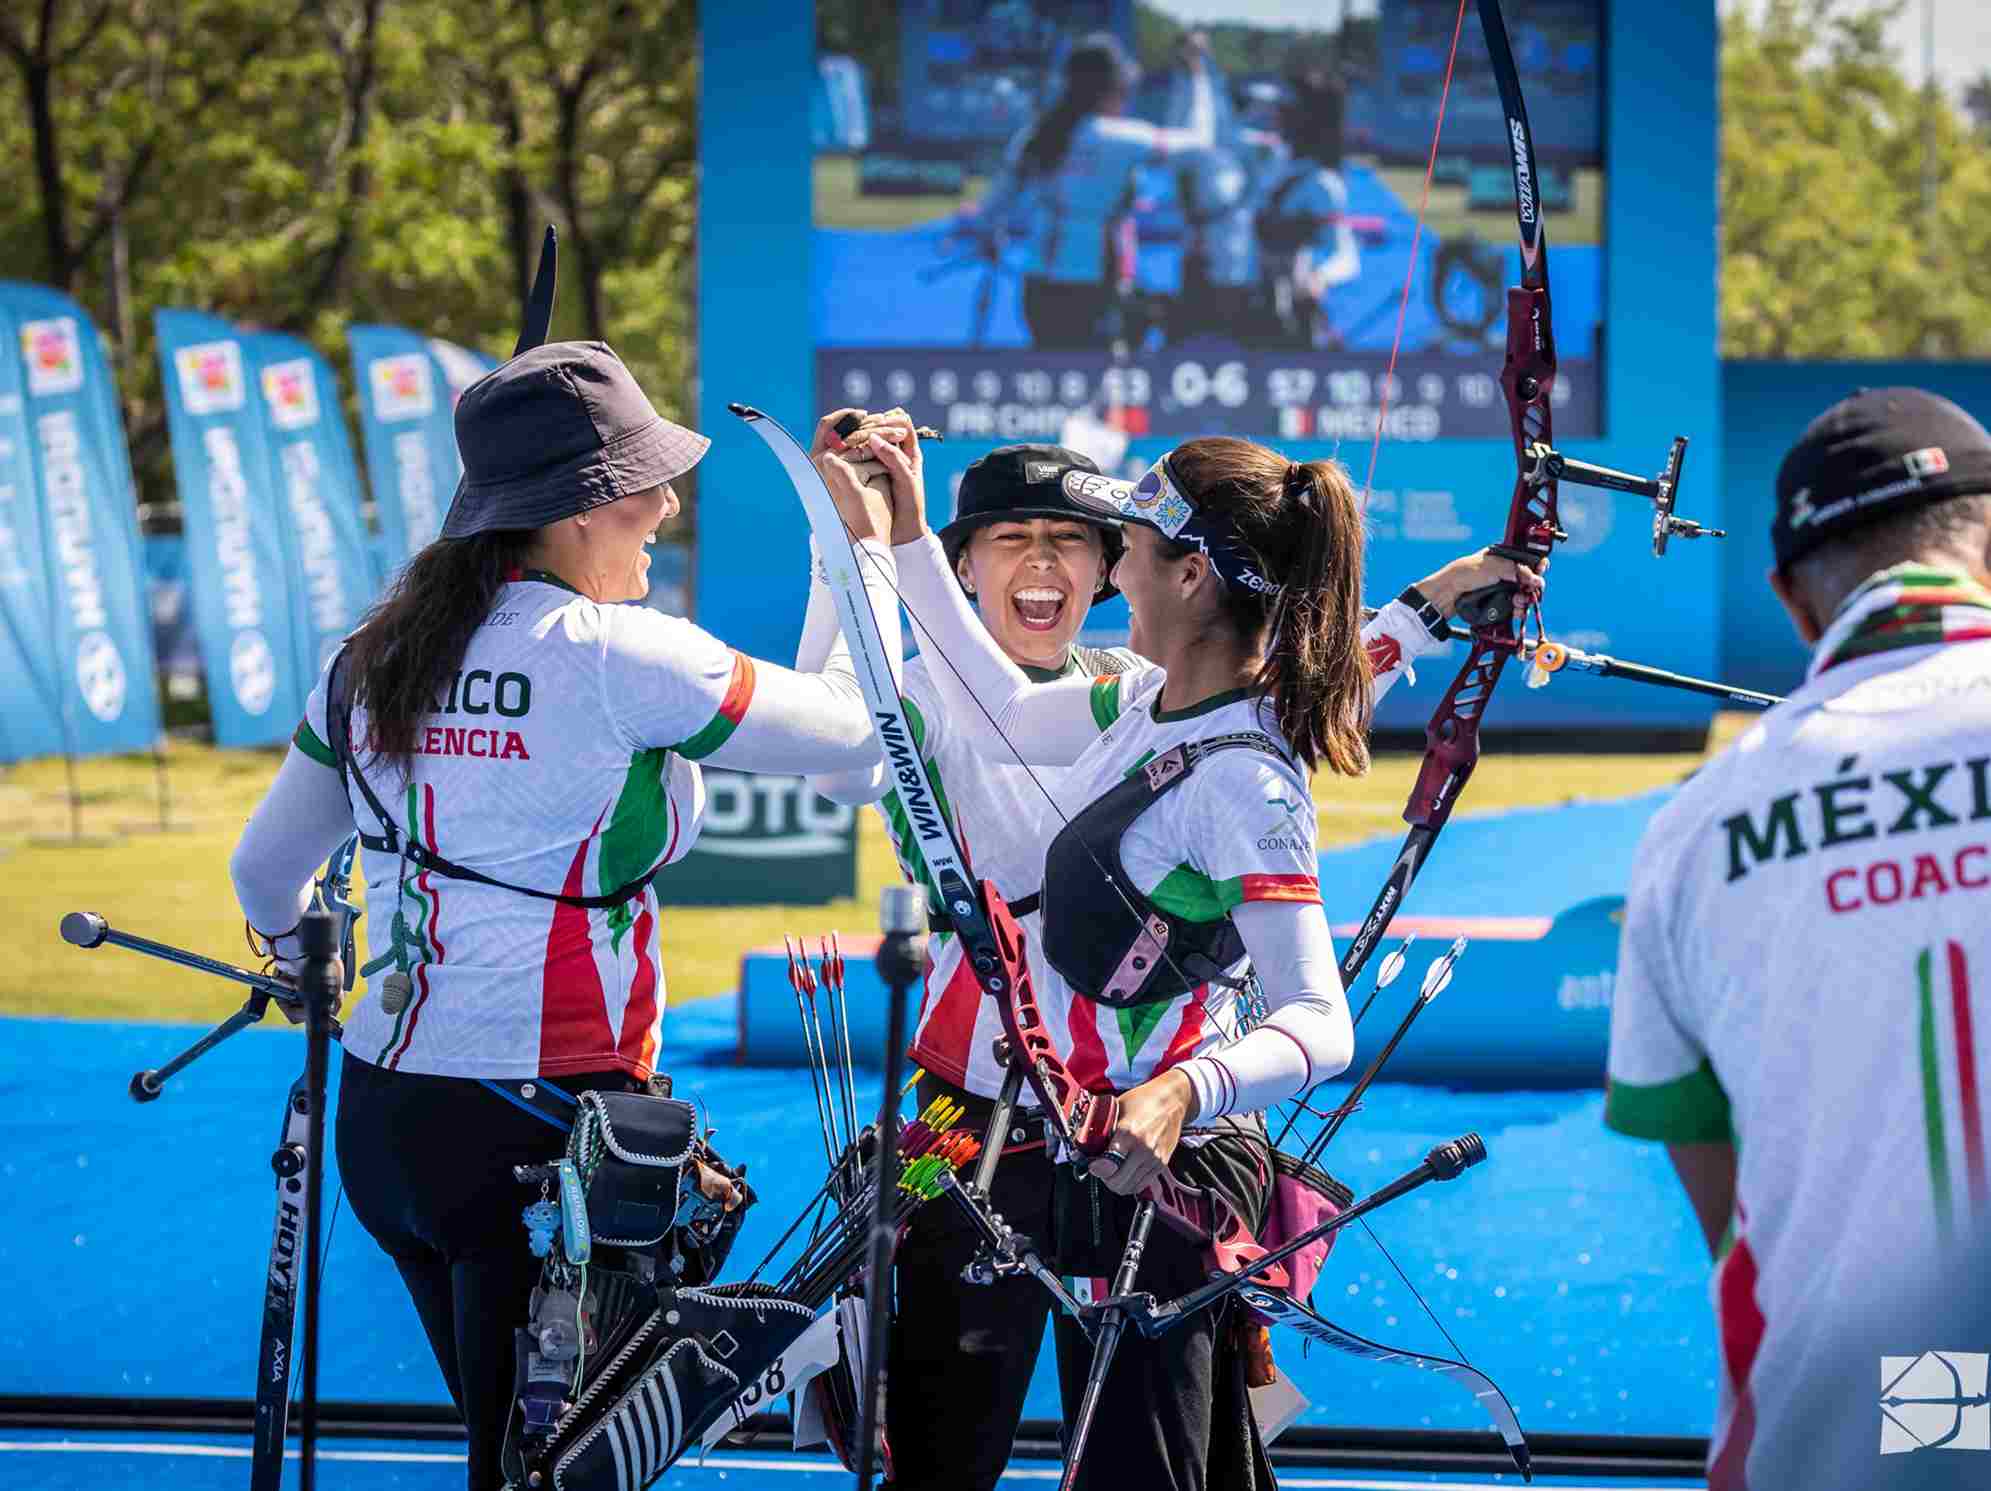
[
  {"xmin": 0, "ymin": 1431, "xmax": 1704, "ymax": 1491},
  {"xmin": 3, "ymin": 999, "xmax": 1718, "ymax": 1446}
]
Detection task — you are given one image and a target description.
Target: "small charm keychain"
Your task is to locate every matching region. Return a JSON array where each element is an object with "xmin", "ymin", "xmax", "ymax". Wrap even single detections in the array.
[{"xmin": 523, "ymin": 1180, "xmax": 561, "ymax": 1258}]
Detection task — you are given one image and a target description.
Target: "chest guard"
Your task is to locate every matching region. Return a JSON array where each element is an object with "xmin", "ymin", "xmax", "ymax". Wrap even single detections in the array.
[{"xmin": 1041, "ymin": 730, "xmax": 1292, "ymax": 1009}]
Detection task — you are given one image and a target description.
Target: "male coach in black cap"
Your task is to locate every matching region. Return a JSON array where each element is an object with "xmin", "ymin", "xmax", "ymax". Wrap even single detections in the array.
[{"xmin": 1604, "ymin": 387, "xmax": 1991, "ymax": 1491}]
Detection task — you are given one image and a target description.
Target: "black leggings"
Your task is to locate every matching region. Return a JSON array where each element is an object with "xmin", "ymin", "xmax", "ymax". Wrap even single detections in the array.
[
  {"xmin": 334, "ymin": 1052, "xmax": 636, "ymax": 1490},
  {"xmin": 886, "ymin": 1077, "xmax": 1274, "ymax": 1491}
]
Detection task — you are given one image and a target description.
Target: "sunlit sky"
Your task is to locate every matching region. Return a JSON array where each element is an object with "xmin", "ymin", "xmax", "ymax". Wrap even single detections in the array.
[
  {"xmin": 1143, "ymin": 2, "xmax": 1991, "ymax": 98},
  {"xmin": 1730, "ymin": 0, "xmax": 1991, "ymax": 100}
]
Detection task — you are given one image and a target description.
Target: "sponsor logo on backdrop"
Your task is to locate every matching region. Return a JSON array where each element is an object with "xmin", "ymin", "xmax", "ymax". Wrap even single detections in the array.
[
  {"xmin": 203, "ymin": 427, "xmax": 263, "ymax": 633},
  {"xmin": 392, "ymin": 429, "xmax": 439, "ymax": 550},
  {"xmin": 279, "ymin": 442, "xmax": 350, "ymax": 637},
  {"xmin": 261, "ymin": 359, "xmax": 320, "ymax": 430},
  {"xmin": 1880, "ymin": 1351, "xmax": 1989, "ymax": 1454},
  {"xmin": 75, "ymin": 630, "xmax": 127, "ymax": 722},
  {"xmin": 38, "ymin": 411, "xmax": 109, "ymax": 633},
  {"xmin": 1555, "ymin": 971, "xmax": 1614, "ymax": 1011},
  {"xmin": 230, "ymin": 629, "xmax": 277, "ymax": 716},
  {"xmin": 698, "ymin": 771, "xmax": 855, "ymax": 858},
  {"xmin": 175, "ymin": 340, "xmax": 246, "ymax": 415},
  {"xmin": 1556, "ymin": 484, "xmax": 1615, "ymax": 557},
  {"xmin": 21, "ymin": 318, "xmax": 84, "ymax": 396},
  {"xmin": 369, "ymin": 354, "xmax": 434, "ymax": 421}
]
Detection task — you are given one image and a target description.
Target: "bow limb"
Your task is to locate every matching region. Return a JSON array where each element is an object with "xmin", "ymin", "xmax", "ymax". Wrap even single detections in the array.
[
  {"xmin": 1340, "ymin": 0, "xmax": 1552, "ymax": 993},
  {"xmin": 1271, "ymin": 1, "xmax": 1541, "ymax": 1473},
  {"xmin": 984, "ymin": 892, "xmax": 1269, "ymax": 1277},
  {"xmin": 1238, "ymin": 1284, "xmax": 1532, "ymax": 1478}
]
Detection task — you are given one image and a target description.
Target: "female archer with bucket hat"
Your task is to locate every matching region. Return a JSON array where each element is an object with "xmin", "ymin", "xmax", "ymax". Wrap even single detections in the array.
[
  {"xmin": 798, "ymin": 433, "xmax": 1144, "ymax": 1487},
  {"xmin": 227, "ymin": 344, "xmax": 905, "ymax": 1489},
  {"xmin": 818, "ymin": 417, "xmax": 1541, "ymax": 1489}
]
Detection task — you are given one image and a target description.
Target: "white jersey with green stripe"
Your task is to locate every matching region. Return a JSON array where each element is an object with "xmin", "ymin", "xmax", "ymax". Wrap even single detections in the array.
[
  {"xmin": 1033, "ymin": 667, "xmax": 1333, "ymax": 1097},
  {"xmin": 881, "ymin": 648, "xmax": 1136, "ymax": 1099},
  {"xmin": 293, "ymin": 575, "xmax": 754, "ymax": 1080},
  {"xmin": 1604, "ymin": 566, "xmax": 1991, "ymax": 1488}
]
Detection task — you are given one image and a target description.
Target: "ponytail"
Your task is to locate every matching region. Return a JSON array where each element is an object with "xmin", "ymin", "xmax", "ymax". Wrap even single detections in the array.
[
  {"xmin": 341, "ymin": 530, "xmax": 535, "ymax": 774},
  {"xmin": 1256, "ymin": 461, "xmax": 1370, "ymax": 776},
  {"xmin": 1165, "ymin": 439, "xmax": 1372, "ymax": 775}
]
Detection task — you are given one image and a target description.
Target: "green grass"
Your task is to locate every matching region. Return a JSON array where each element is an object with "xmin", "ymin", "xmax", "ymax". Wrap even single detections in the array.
[
  {"xmin": 811, "ymin": 153, "xmax": 1603, "ymax": 246},
  {"xmin": 1372, "ymin": 164, "xmax": 1603, "ymax": 246},
  {"xmin": 2, "ymin": 725, "xmax": 1737, "ymax": 1025},
  {"xmin": 814, "ymin": 155, "xmax": 987, "ymax": 231}
]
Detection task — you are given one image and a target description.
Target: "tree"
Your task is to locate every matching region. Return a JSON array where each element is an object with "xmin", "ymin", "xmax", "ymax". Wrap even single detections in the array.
[
  {"xmin": 0, "ymin": 0, "xmax": 700, "ymax": 515},
  {"xmin": 1721, "ymin": 0, "xmax": 1991, "ymax": 358}
]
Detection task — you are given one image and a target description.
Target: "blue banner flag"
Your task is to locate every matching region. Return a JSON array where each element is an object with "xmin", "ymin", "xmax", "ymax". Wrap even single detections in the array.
[
  {"xmin": 0, "ymin": 283, "xmax": 160, "ymax": 763},
  {"xmin": 155, "ymin": 308, "xmax": 304, "ymax": 745},
  {"xmin": 346, "ymin": 326, "xmax": 494, "ymax": 575},
  {"xmin": 240, "ymin": 330, "xmax": 376, "ymax": 677}
]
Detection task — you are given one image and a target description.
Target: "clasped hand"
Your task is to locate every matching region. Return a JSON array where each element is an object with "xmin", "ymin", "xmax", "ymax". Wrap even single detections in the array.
[{"xmin": 809, "ymin": 407, "xmax": 927, "ymax": 546}]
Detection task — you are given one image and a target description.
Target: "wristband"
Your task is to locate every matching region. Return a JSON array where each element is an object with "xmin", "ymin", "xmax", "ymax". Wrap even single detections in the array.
[{"xmin": 1396, "ymin": 585, "xmax": 1449, "ymax": 641}]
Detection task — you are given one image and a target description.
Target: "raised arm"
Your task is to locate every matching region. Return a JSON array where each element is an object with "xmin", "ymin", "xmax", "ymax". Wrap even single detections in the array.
[
  {"xmin": 614, "ymin": 429, "xmax": 906, "ymax": 775},
  {"xmin": 798, "ymin": 536, "xmax": 893, "ymax": 805}
]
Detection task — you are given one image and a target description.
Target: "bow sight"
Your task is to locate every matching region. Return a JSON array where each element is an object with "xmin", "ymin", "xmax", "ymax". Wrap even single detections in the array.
[{"xmin": 1519, "ymin": 436, "xmax": 1725, "ymax": 555}]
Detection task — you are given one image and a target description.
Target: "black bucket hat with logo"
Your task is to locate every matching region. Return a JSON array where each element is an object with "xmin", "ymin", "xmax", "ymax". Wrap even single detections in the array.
[
  {"xmin": 439, "ymin": 341, "xmax": 709, "ymax": 539},
  {"xmin": 938, "ymin": 443, "xmax": 1126, "ymax": 600}
]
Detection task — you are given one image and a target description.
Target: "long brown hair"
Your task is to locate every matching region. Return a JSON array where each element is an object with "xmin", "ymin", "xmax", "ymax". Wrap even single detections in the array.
[
  {"xmin": 341, "ymin": 531, "xmax": 534, "ymax": 771},
  {"xmin": 1164, "ymin": 437, "xmax": 1371, "ymax": 775}
]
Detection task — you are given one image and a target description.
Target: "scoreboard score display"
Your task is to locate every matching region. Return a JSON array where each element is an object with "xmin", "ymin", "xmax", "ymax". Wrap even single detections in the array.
[{"xmin": 819, "ymin": 348, "xmax": 1589, "ymax": 445}]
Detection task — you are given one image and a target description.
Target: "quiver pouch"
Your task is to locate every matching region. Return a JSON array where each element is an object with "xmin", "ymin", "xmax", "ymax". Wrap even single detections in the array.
[
  {"xmin": 1260, "ymin": 1149, "xmax": 1354, "ymax": 1307},
  {"xmin": 573, "ymin": 1090, "xmax": 697, "ymax": 1250},
  {"xmin": 535, "ymin": 1283, "xmax": 818, "ymax": 1491}
]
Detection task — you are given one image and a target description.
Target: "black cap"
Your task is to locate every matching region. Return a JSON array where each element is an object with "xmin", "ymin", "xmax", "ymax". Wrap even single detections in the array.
[
  {"xmin": 440, "ymin": 342, "xmax": 708, "ymax": 539},
  {"xmin": 938, "ymin": 444, "xmax": 1125, "ymax": 600},
  {"xmin": 1773, "ymin": 387, "xmax": 1991, "ymax": 571}
]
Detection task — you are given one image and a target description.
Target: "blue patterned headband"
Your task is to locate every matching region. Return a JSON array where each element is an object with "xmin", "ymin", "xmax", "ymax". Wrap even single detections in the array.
[{"xmin": 1061, "ymin": 455, "xmax": 1284, "ymax": 597}]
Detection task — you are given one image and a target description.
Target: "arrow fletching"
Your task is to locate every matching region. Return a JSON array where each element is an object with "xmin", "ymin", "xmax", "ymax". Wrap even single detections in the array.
[
  {"xmin": 1419, "ymin": 936, "xmax": 1469, "ymax": 1003},
  {"xmin": 1375, "ymin": 935, "xmax": 1414, "ymax": 992}
]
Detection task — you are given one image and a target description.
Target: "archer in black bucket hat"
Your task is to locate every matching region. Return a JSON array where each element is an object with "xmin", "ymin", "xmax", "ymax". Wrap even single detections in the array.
[
  {"xmin": 440, "ymin": 341, "xmax": 709, "ymax": 538},
  {"xmin": 938, "ymin": 443, "xmax": 1126, "ymax": 600}
]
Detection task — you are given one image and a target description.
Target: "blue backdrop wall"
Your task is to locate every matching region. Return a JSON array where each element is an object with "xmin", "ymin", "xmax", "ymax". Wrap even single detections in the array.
[
  {"xmin": 1719, "ymin": 359, "xmax": 1991, "ymax": 697},
  {"xmin": 698, "ymin": 1, "xmax": 1724, "ymax": 733}
]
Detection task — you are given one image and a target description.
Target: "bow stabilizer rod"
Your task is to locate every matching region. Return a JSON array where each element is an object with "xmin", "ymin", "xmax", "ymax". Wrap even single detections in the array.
[{"xmin": 511, "ymin": 225, "xmax": 558, "ymax": 358}]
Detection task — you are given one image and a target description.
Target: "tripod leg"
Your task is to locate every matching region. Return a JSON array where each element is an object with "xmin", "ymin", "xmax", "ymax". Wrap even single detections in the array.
[
  {"xmin": 1059, "ymin": 1198, "xmax": 1155, "ymax": 1491},
  {"xmin": 250, "ymin": 1075, "xmax": 314, "ymax": 1491}
]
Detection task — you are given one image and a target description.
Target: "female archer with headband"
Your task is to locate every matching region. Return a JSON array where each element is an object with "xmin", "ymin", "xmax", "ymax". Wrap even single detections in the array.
[{"xmin": 840, "ymin": 419, "xmax": 1541, "ymax": 1488}]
